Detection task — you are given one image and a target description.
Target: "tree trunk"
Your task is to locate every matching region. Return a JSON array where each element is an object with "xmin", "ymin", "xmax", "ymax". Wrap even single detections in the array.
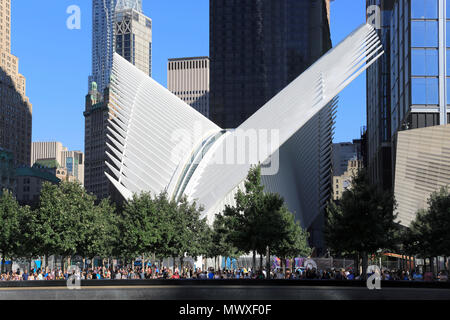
[
  {"xmin": 67, "ymin": 256, "xmax": 71, "ymax": 274},
  {"xmin": 430, "ymin": 257, "xmax": 434, "ymax": 276},
  {"xmin": 362, "ymin": 252, "xmax": 368, "ymax": 279},
  {"xmin": 444, "ymin": 256, "xmax": 448, "ymax": 271},
  {"xmin": 265, "ymin": 246, "xmax": 271, "ymax": 279},
  {"xmin": 354, "ymin": 254, "xmax": 359, "ymax": 277},
  {"xmin": 252, "ymin": 251, "xmax": 256, "ymax": 272},
  {"xmin": 172, "ymin": 256, "xmax": 176, "ymax": 273},
  {"xmin": 282, "ymin": 257, "xmax": 286, "ymax": 276},
  {"xmin": 259, "ymin": 253, "xmax": 263, "ymax": 272},
  {"xmin": 1, "ymin": 254, "xmax": 5, "ymax": 274},
  {"xmin": 180, "ymin": 256, "xmax": 184, "ymax": 274}
]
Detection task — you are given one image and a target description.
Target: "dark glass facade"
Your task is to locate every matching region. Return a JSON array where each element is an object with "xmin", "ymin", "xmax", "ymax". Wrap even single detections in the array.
[{"xmin": 210, "ymin": 0, "xmax": 332, "ymax": 129}]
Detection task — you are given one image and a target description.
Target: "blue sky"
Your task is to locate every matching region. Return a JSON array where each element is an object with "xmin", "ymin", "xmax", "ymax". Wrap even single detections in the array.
[{"xmin": 11, "ymin": 0, "xmax": 366, "ymax": 152}]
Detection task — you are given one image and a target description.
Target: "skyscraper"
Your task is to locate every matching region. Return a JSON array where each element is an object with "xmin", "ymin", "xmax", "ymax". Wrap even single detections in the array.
[
  {"xmin": 366, "ymin": 0, "xmax": 450, "ymax": 225},
  {"xmin": 85, "ymin": 0, "xmax": 151, "ymax": 201},
  {"xmin": 0, "ymin": 0, "xmax": 32, "ymax": 167},
  {"xmin": 210, "ymin": 0, "xmax": 331, "ymax": 129},
  {"xmin": 209, "ymin": 0, "xmax": 332, "ymax": 250},
  {"xmin": 168, "ymin": 57, "xmax": 210, "ymax": 117},
  {"xmin": 90, "ymin": 0, "xmax": 116, "ymax": 94},
  {"xmin": 89, "ymin": 0, "xmax": 147, "ymax": 93},
  {"xmin": 115, "ymin": 6, "xmax": 152, "ymax": 76}
]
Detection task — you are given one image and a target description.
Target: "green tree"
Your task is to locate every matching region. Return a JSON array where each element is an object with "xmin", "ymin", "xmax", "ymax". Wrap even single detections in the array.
[
  {"xmin": 16, "ymin": 205, "xmax": 41, "ymax": 269},
  {"xmin": 166, "ymin": 196, "xmax": 206, "ymax": 272},
  {"xmin": 325, "ymin": 169, "xmax": 399, "ymax": 277},
  {"xmin": 0, "ymin": 189, "xmax": 21, "ymax": 273},
  {"xmin": 403, "ymin": 186, "xmax": 450, "ymax": 273},
  {"xmin": 151, "ymin": 192, "xmax": 178, "ymax": 269},
  {"xmin": 273, "ymin": 206, "xmax": 311, "ymax": 274},
  {"xmin": 116, "ymin": 192, "xmax": 161, "ymax": 268},
  {"xmin": 37, "ymin": 181, "xmax": 96, "ymax": 270},
  {"xmin": 207, "ymin": 214, "xmax": 242, "ymax": 271},
  {"xmin": 76, "ymin": 198, "xmax": 118, "ymax": 266},
  {"xmin": 221, "ymin": 165, "xmax": 310, "ymax": 275}
]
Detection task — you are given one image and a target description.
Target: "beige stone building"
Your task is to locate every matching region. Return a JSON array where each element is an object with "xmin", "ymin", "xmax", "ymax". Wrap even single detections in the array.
[
  {"xmin": 168, "ymin": 57, "xmax": 210, "ymax": 118},
  {"xmin": 333, "ymin": 159, "xmax": 363, "ymax": 200},
  {"xmin": 115, "ymin": 7, "xmax": 152, "ymax": 76},
  {"xmin": 0, "ymin": 0, "xmax": 32, "ymax": 167},
  {"xmin": 394, "ymin": 124, "xmax": 450, "ymax": 227}
]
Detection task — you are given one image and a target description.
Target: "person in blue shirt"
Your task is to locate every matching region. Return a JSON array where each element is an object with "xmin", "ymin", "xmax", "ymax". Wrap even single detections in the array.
[
  {"xmin": 346, "ymin": 270, "xmax": 355, "ymax": 280},
  {"xmin": 22, "ymin": 270, "xmax": 29, "ymax": 281},
  {"xmin": 208, "ymin": 269, "xmax": 214, "ymax": 279}
]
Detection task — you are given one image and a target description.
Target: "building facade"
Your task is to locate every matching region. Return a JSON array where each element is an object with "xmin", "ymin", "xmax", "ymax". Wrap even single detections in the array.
[
  {"xmin": 15, "ymin": 165, "xmax": 60, "ymax": 207},
  {"xmin": 90, "ymin": 0, "xmax": 146, "ymax": 93},
  {"xmin": 167, "ymin": 57, "xmax": 210, "ymax": 117},
  {"xmin": 333, "ymin": 159, "xmax": 364, "ymax": 201},
  {"xmin": 332, "ymin": 142, "xmax": 361, "ymax": 177},
  {"xmin": 31, "ymin": 142, "xmax": 84, "ymax": 185},
  {"xmin": 115, "ymin": 7, "xmax": 152, "ymax": 76},
  {"xmin": 0, "ymin": 147, "xmax": 15, "ymax": 192},
  {"xmin": 210, "ymin": 0, "xmax": 331, "ymax": 129},
  {"xmin": 367, "ymin": 0, "xmax": 450, "ymax": 225},
  {"xmin": 366, "ymin": 0, "xmax": 395, "ymax": 191},
  {"xmin": 61, "ymin": 150, "xmax": 85, "ymax": 185},
  {"xmin": 84, "ymin": 84, "xmax": 111, "ymax": 200},
  {"xmin": 0, "ymin": 0, "xmax": 32, "ymax": 168},
  {"xmin": 367, "ymin": 0, "xmax": 450, "ymax": 190},
  {"xmin": 31, "ymin": 142, "xmax": 67, "ymax": 167},
  {"xmin": 394, "ymin": 124, "xmax": 450, "ymax": 226}
]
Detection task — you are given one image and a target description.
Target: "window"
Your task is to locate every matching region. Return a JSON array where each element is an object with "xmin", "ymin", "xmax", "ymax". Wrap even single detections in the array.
[
  {"xmin": 412, "ymin": 21, "xmax": 438, "ymax": 47},
  {"xmin": 411, "ymin": 0, "xmax": 438, "ymax": 19},
  {"xmin": 412, "ymin": 48, "xmax": 438, "ymax": 76},
  {"xmin": 447, "ymin": 22, "xmax": 450, "ymax": 47},
  {"xmin": 412, "ymin": 77, "xmax": 439, "ymax": 105}
]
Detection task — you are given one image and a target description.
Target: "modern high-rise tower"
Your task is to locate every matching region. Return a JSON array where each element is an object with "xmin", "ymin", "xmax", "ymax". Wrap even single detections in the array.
[
  {"xmin": 115, "ymin": 6, "xmax": 152, "ymax": 76},
  {"xmin": 210, "ymin": 0, "xmax": 331, "ymax": 129},
  {"xmin": 366, "ymin": 0, "xmax": 450, "ymax": 226},
  {"xmin": 366, "ymin": 0, "xmax": 450, "ymax": 189},
  {"xmin": 0, "ymin": 0, "xmax": 32, "ymax": 168},
  {"xmin": 89, "ymin": 0, "xmax": 148, "ymax": 93}
]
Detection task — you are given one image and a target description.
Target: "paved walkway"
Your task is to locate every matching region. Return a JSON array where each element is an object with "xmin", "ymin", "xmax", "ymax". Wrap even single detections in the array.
[{"xmin": 1, "ymin": 285, "xmax": 450, "ymax": 300}]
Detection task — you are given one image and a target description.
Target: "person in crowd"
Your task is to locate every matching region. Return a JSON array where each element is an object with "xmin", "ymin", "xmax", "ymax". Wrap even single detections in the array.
[{"xmin": 438, "ymin": 271, "xmax": 448, "ymax": 282}]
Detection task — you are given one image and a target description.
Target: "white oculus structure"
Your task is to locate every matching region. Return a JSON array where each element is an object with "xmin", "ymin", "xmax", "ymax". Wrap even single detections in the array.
[{"xmin": 105, "ymin": 23, "xmax": 384, "ymax": 230}]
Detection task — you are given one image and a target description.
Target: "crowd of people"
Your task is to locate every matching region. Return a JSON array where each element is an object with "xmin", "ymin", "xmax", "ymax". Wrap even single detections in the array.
[{"xmin": 0, "ymin": 266, "xmax": 448, "ymax": 282}]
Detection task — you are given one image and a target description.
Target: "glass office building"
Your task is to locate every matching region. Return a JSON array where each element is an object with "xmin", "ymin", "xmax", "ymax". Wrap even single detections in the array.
[
  {"xmin": 210, "ymin": 0, "xmax": 331, "ymax": 129},
  {"xmin": 366, "ymin": 0, "xmax": 450, "ymax": 190}
]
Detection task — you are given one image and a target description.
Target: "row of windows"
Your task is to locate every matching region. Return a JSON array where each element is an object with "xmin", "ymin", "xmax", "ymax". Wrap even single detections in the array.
[{"xmin": 169, "ymin": 60, "xmax": 209, "ymax": 71}]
